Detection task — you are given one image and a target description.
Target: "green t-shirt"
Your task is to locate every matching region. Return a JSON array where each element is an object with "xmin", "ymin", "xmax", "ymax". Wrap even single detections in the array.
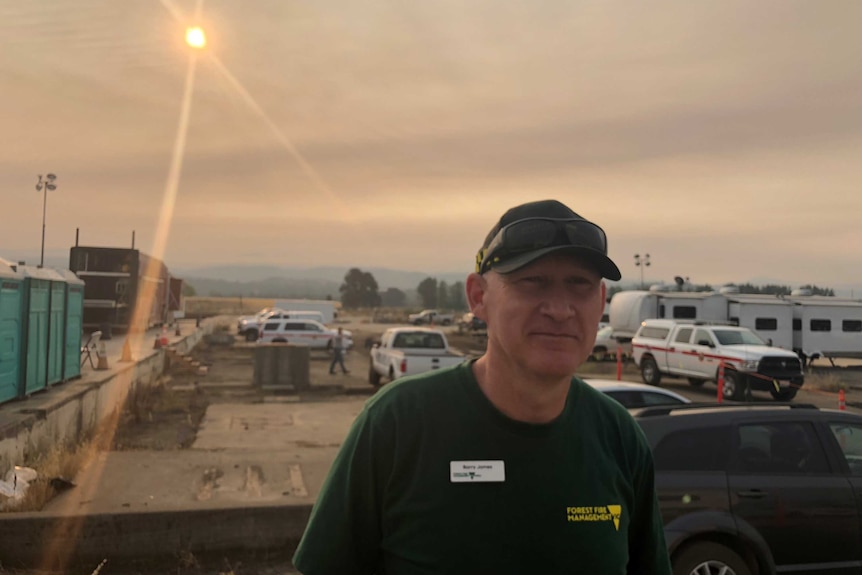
[{"xmin": 294, "ymin": 361, "xmax": 671, "ymax": 575}]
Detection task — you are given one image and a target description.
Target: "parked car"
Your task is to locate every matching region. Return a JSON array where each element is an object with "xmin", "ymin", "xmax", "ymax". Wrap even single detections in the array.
[
  {"xmin": 590, "ymin": 325, "xmax": 633, "ymax": 361},
  {"xmin": 633, "ymin": 403, "xmax": 862, "ymax": 575},
  {"xmin": 583, "ymin": 378, "xmax": 690, "ymax": 409},
  {"xmin": 407, "ymin": 309, "xmax": 454, "ymax": 326},
  {"xmin": 237, "ymin": 307, "xmax": 275, "ymax": 334},
  {"xmin": 240, "ymin": 309, "xmax": 327, "ymax": 341},
  {"xmin": 257, "ymin": 319, "xmax": 352, "ymax": 349}
]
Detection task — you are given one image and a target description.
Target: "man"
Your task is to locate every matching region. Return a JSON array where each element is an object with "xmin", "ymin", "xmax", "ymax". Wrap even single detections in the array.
[
  {"xmin": 329, "ymin": 327, "xmax": 349, "ymax": 375},
  {"xmin": 294, "ymin": 199, "xmax": 671, "ymax": 574}
]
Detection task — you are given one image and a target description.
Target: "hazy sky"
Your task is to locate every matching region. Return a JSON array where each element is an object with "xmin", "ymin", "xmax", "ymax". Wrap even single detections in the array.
[{"xmin": 1, "ymin": 0, "xmax": 860, "ymax": 290}]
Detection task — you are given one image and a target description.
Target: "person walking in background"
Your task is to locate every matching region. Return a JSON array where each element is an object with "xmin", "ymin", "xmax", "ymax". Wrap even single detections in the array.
[
  {"xmin": 296, "ymin": 199, "xmax": 671, "ymax": 574},
  {"xmin": 329, "ymin": 327, "xmax": 348, "ymax": 375}
]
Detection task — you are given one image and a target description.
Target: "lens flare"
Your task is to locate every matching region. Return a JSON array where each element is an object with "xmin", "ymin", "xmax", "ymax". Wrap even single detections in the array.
[{"xmin": 186, "ymin": 26, "xmax": 206, "ymax": 48}]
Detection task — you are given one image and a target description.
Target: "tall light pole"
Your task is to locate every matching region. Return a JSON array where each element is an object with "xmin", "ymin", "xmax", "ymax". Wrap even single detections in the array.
[
  {"xmin": 35, "ymin": 173, "xmax": 58, "ymax": 268},
  {"xmin": 634, "ymin": 253, "xmax": 650, "ymax": 289}
]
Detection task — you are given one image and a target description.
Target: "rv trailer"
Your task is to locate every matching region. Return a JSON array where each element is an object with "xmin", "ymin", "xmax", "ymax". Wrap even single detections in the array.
[{"xmin": 786, "ymin": 295, "xmax": 862, "ymax": 363}]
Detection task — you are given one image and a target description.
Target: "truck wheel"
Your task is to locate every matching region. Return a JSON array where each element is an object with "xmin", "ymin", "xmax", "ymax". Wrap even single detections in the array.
[
  {"xmin": 245, "ymin": 331, "xmax": 258, "ymax": 342},
  {"xmin": 640, "ymin": 357, "xmax": 662, "ymax": 386},
  {"xmin": 687, "ymin": 378, "xmax": 705, "ymax": 387},
  {"xmin": 590, "ymin": 347, "xmax": 607, "ymax": 362},
  {"xmin": 442, "ymin": 319, "xmax": 451, "ymax": 326},
  {"xmin": 770, "ymin": 387, "xmax": 797, "ymax": 401},
  {"xmin": 672, "ymin": 541, "xmax": 751, "ymax": 575},
  {"xmin": 722, "ymin": 370, "xmax": 745, "ymax": 401},
  {"xmin": 389, "ymin": 367, "xmax": 397, "ymax": 383},
  {"xmin": 368, "ymin": 361, "xmax": 381, "ymax": 387}
]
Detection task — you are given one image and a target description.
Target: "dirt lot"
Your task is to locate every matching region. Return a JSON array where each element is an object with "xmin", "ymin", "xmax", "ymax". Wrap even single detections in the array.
[
  {"xmin": 15, "ymin": 316, "xmax": 856, "ymax": 575},
  {"xmin": 111, "ymin": 318, "xmax": 862, "ymax": 458}
]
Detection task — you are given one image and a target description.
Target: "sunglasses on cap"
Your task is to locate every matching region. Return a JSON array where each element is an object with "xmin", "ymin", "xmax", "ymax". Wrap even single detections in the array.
[{"xmin": 475, "ymin": 217, "xmax": 609, "ymax": 274}]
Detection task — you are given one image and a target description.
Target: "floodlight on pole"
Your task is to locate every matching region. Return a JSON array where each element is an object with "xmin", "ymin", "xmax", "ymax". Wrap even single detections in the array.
[
  {"xmin": 35, "ymin": 173, "xmax": 58, "ymax": 268},
  {"xmin": 634, "ymin": 253, "xmax": 651, "ymax": 289}
]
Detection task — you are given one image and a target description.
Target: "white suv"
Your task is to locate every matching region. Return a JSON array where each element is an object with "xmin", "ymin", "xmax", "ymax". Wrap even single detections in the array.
[{"xmin": 257, "ymin": 319, "xmax": 353, "ymax": 349}]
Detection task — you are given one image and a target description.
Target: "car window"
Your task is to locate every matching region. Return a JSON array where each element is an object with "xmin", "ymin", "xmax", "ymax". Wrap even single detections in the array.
[
  {"xmin": 640, "ymin": 391, "xmax": 686, "ymax": 406},
  {"xmin": 603, "ymin": 391, "xmax": 641, "ymax": 408},
  {"xmin": 653, "ymin": 426, "xmax": 731, "ymax": 472},
  {"xmin": 734, "ymin": 422, "xmax": 830, "ymax": 474},
  {"xmin": 713, "ymin": 329, "xmax": 766, "ymax": 346},
  {"xmin": 694, "ymin": 329, "xmax": 713, "ymax": 346},
  {"xmin": 674, "ymin": 328, "xmax": 693, "ymax": 344},
  {"xmin": 829, "ymin": 422, "xmax": 862, "ymax": 476},
  {"xmin": 263, "ymin": 322, "xmax": 279, "ymax": 331}
]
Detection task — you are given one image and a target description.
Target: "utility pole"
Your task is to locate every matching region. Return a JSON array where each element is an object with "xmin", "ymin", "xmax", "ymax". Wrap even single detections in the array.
[
  {"xmin": 634, "ymin": 253, "xmax": 650, "ymax": 289},
  {"xmin": 35, "ymin": 173, "xmax": 58, "ymax": 268}
]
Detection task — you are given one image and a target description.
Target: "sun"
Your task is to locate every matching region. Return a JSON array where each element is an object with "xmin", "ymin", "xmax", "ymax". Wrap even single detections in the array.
[{"xmin": 185, "ymin": 27, "xmax": 206, "ymax": 49}]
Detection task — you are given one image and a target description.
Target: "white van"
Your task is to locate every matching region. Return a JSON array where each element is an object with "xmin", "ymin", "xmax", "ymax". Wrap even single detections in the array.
[{"xmin": 258, "ymin": 319, "xmax": 353, "ymax": 349}]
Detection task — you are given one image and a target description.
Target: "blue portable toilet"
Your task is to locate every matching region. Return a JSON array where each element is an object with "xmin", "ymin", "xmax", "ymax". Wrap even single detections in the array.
[
  {"xmin": 45, "ymin": 268, "xmax": 66, "ymax": 386},
  {"xmin": 18, "ymin": 265, "xmax": 59, "ymax": 395},
  {"xmin": 0, "ymin": 258, "xmax": 25, "ymax": 404},
  {"xmin": 58, "ymin": 269, "xmax": 84, "ymax": 381}
]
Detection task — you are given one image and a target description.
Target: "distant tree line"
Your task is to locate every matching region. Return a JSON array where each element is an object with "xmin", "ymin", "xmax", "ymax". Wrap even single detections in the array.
[
  {"xmin": 338, "ymin": 268, "xmax": 469, "ymax": 311},
  {"xmin": 416, "ymin": 277, "xmax": 467, "ymax": 310}
]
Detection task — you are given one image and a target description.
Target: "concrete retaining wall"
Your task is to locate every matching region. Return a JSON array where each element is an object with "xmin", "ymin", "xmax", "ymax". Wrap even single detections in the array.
[
  {"xmin": 0, "ymin": 503, "xmax": 311, "ymax": 569},
  {"xmin": 0, "ymin": 324, "xmax": 211, "ymax": 477}
]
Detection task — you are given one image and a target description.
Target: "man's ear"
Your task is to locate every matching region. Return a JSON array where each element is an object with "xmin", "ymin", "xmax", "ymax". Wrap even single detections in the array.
[{"xmin": 466, "ymin": 272, "xmax": 488, "ymax": 320}]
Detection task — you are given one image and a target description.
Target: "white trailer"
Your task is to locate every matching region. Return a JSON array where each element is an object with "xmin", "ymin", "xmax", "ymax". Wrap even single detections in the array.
[
  {"xmin": 273, "ymin": 299, "xmax": 338, "ymax": 324},
  {"xmin": 725, "ymin": 295, "xmax": 795, "ymax": 351},
  {"xmin": 609, "ymin": 289, "xmax": 728, "ymax": 338},
  {"xmin": 786, "ymin": 296, "xmax": 862, "ymax": 362}
]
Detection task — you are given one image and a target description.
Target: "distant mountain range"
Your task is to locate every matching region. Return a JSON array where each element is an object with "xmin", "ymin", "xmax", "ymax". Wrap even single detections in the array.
[
  {"xmin": 173, "ymin": 265, "xmax": 470, "ymax": 298},
  {"xmin": 5, "ymin": 252, "xmax": 861, "ymax": 299}
]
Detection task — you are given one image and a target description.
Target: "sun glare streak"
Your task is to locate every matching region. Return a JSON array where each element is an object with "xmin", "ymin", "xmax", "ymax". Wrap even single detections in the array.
[
  {"xmin": 209, "ymin": 56, "xmax": 352, "ymax": 219},
  {"xmin": 158, "ymin": 0, "xmax": 184, "ymax": 22},
  {"xmin": 39, "ymin": 14, "xmax": 201, "ymax": 569}
]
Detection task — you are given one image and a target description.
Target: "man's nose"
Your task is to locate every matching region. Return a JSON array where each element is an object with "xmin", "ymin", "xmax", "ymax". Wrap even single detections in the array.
[{"xmin": 539, "ymin": 289, "xmax": 577, "ymax": 320}]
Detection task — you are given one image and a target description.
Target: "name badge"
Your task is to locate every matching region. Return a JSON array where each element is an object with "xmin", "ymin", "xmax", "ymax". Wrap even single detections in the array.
[{"xmin": 450, "ymin": 460, "xmax": 505, "ymax": 483}]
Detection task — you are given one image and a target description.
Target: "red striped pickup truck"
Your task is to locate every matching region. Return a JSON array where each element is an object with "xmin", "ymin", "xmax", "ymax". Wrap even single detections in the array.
[{"xmin": 632, "ymin": 319, "xmax": 804, "ymax": 402}]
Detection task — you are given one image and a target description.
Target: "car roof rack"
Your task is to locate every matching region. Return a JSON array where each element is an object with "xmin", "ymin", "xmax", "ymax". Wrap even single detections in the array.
[{"xmin": 632, "ymin": 402, "xmax": 819, "ymax": 418}]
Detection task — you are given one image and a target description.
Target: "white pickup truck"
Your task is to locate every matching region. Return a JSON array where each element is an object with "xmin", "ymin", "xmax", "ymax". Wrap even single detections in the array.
[
  {"xmin": 368, "ymin": 327, "xmax": 465, "ymax": 386},
  {"xmin": 632, "ymin": 319, "xmax": 804, "ymax": 401},
  {"xmin": 407, "ymin": 309, "xmax": 454, "ymax": 326}
]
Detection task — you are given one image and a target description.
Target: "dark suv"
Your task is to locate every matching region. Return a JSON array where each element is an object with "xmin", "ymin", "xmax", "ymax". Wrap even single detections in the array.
[{"xmin": 633, "ymin": 403, "xmax": 862, "ymax": 575}]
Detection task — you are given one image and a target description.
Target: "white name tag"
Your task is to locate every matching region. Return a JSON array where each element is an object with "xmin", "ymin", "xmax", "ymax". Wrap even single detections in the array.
[{"xmin": 450, "ymin": 460, "xmax": 505, "ymax": 483}]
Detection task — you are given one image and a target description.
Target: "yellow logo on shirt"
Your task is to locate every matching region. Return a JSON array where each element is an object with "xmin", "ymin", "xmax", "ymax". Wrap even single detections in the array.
[{"xmin": 566, "ymin": 504, "xmax": 622, "ymax": 531}]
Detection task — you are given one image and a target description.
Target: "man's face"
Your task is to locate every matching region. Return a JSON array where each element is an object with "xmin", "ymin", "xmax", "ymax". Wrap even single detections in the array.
[{"xmin": 468, "ymin": 252, "xmax": 606, "ymax": 381}]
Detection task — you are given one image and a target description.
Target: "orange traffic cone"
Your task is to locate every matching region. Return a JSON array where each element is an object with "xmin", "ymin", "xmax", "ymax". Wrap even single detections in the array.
[
  {"xmin": 160, "ymin": 325, "xmax": 169, "ymax": 347},
  {"xmin": 839, "ymin": 389, "xmax": 846, "ymax": 411},
  {"xmin": 120, "ymin": 338, "xmax": 133, "ymax": 362}
]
